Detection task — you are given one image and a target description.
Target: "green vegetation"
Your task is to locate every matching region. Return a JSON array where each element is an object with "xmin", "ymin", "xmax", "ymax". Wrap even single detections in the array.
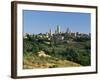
[{"xmin": 23, "ymin": 31, "xmax": 91, "ymax": 69}]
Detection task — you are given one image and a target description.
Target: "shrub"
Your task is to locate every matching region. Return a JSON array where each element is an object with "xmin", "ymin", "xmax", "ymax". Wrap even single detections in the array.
[{"xmin": 49, "ymin": 64, "xmax": 58, "ymax": 68}]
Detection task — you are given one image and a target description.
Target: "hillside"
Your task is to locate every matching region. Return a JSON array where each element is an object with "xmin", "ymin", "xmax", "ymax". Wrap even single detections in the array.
[
  {"xmin": 23, "ymin": 32, "xmax": 91, "ymax": 69},
  {"xmin": 23, "ymin": 52, "xmax": 81, "ymax": 69}
]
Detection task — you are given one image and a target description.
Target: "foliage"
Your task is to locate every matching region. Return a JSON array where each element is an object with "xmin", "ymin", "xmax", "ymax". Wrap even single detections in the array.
[{"xmin": 23, "ymin": 34, "xmax": 91, "ymax": 67}]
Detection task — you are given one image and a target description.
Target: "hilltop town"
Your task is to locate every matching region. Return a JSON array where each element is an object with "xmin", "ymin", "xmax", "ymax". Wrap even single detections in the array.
[
  {"xmin": 24, "ymin": 25, "xmax": 90, "ymax": 45},
  {"xmin": 23, "ymin": 25, "xmax": 91, "ymax": 69}
]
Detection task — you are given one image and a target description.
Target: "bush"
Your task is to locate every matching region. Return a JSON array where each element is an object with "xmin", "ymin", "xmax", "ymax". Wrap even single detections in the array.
[
  {"xmin": 49, "ymin": 64, "xmax": 58, "ymax": 68},
  {"xmin": 23, "ymin": 40, "xmax": 39, "ymax": 54}
]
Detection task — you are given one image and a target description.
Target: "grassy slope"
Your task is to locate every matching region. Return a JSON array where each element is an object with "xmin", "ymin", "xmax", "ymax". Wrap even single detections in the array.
[{"xmin": 23, "ymin": 54, "xmax": 81, "ymax": 69}]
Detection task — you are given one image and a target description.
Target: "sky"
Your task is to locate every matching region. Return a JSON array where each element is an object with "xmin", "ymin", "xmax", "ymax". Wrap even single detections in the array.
[{"xmin": 23, "ymin": 10, "xmax": 91, "ymax": 34}]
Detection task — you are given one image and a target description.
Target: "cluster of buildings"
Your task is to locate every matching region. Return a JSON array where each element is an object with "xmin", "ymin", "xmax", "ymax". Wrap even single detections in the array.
[{"xmin": 24, "ymin": 25, "xmax": 91, "ymax": 42}]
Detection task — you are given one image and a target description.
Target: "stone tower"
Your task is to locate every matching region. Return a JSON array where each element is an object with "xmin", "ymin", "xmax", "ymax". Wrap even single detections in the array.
[{"xmin": 56, "ymin": 25, "xmax": 60, "ymax": 33}]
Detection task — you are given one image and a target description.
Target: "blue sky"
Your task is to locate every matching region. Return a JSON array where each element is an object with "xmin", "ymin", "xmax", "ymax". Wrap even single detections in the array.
[{"xmin": 23, "ymin": 10, "xmax": 90, "ymax": 34}]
